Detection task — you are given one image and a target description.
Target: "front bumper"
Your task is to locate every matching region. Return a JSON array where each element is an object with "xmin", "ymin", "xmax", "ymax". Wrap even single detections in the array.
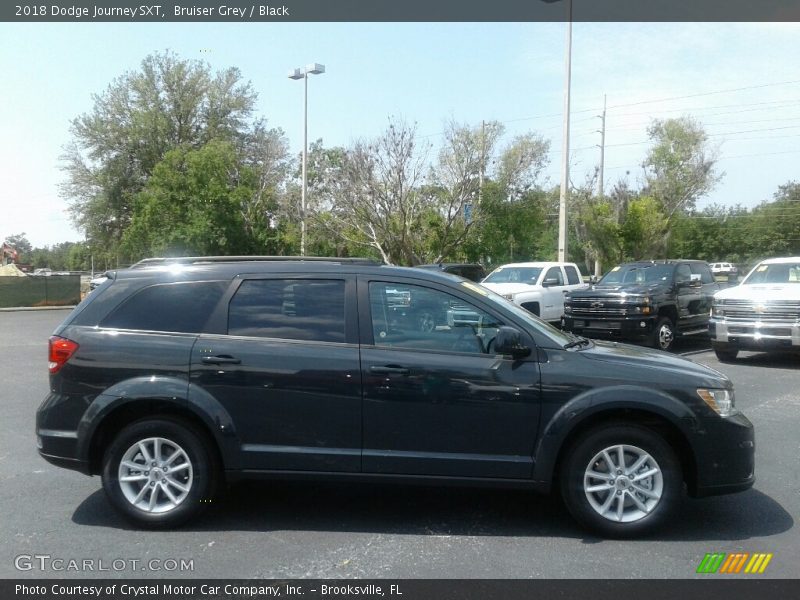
[
  {"xmin": 691, "ymin": 411, "xmax": 755, "ymax": 497},
  {"xmin": 564, "ymin": 315, "xmax": 656, "ymax": 340},
  {"xmin": 710, "ymin": 317, "xmax": 800, "ymax": 349}
]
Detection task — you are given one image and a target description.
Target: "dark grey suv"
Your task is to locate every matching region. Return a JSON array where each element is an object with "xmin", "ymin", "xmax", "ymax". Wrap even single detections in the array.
[{"xmin": 38, "ymin": 256, "xmax": 754, "ymax": 537}]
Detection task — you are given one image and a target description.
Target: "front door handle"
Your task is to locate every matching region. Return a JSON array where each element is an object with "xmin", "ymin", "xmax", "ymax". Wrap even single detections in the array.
[
  {"xmin": 370, "ymin": 365, "xmax": 410, "ymax": 375},
  {"xmin": 202, "ymin": 355, "xmax": 241, "ymax": 365}
]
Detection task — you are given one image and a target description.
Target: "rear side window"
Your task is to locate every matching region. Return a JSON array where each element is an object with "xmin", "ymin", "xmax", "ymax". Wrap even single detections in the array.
[
  {"xmin": 100, "ymin": 281, "xmax": 228, "ymax": 333},
  {"xmin": 228, "ymin": 279, "xmax": 346, "ymax": 343},
  {"xmin": 564, "ymin": 266, "xmax": 581, "ymax": 285}
]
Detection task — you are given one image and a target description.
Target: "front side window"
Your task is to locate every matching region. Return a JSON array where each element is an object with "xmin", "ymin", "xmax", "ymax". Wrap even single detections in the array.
[
  {"xmin": 676, "ymin": 264, "xmax": 692, "ymax": 284},
  {"xmin": 690, "ymin": 262, "xmax": 715, "ymax": 284},
  {"xmin": 228, "ymin": 279, "xmax": 346, "ymax": 343},
  {"xmin": 369, "ymin": 282, "xmax": 502, "ymax": 354},
  {"xmin": 101, "ymin": 281, "xmax": 228, "ymax": 333},
  {"xmin": 543, "ymin": 267, "xmax": 564, "ymax": 286}
]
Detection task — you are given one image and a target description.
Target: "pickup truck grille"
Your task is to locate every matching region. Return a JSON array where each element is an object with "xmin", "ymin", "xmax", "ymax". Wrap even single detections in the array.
[
  {"xmin": 718, "ymin": 299, "xmax": 800, "ymax": 322},
  {"xmin": 568, "ymin": 297, "xmax": 629, "ymax": 317}
]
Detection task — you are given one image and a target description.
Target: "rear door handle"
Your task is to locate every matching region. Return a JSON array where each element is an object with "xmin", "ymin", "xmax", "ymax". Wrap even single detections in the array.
[
  {"xmin": 202, "ymin": 355, "xmax": 241, "ymax": 365},
  {"xmin": 370, "ymin": 365, "xmax": 410, "ymax": 375}
]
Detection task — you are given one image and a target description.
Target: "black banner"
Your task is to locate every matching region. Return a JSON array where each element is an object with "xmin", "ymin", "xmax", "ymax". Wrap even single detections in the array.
[
  {"xmin": 3, "ymin": 0, "xmax": 800, "ymax": 23},
  {"xmin": 3, "ymin": 580, "xmax": 800, "ymax": 600}
]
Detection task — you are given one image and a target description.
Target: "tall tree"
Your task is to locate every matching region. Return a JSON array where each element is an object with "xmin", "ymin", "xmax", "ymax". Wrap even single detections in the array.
[
  {"xmin": 317, "ymin": 118, "xmax": 430, "ymax": 265},
  {"xmin": 61, "ymin": 51, "xmax": 258, "ymax": 262},
  {"xmin": 642, "ymin": 116, "xmax": 721, "ymax": 219}
]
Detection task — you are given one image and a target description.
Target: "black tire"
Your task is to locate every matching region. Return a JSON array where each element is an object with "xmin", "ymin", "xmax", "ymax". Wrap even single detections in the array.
[
  {"xmin": 649, "ymin": 316, "xmax": 675, "ymax": 351},
  {"xmin": 559, "ymin": 423, "xmax": 682, "ymax": 538},
  {"xmin": 712, "ymin": 343, "xmax": 739, "ymax": 362},
  {"xmin": 101, "ymin": 417, "xmax": 220, "ymax": 529}
]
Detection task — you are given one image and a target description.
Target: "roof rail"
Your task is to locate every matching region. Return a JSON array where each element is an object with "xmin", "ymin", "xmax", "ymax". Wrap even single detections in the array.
[{"xmin": 129, "ymin": 256, "xmax": 384, "ymax": 268}]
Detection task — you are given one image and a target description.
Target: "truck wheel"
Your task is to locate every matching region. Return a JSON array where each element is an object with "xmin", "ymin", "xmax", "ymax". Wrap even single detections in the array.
[
  {"xmin": 712, "ymin": 343, "xmax": 739, "ymax": 362},
  {"xmin": 102, "ymin": 417, "xmax": 220, "ymax": 528},
  {"xmin": 649, "ymin": 317, "xmax": 675, "ymax": 351},
  {"xmin": 559, "ymin": 423, "xmax": 682, "ymax": 538}
]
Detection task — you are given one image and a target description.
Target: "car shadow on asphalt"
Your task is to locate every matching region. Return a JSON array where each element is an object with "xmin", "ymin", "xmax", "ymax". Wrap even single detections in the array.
[{"xmin": 71, "ymin": 481, "xmax": 793, "ymax": 542}]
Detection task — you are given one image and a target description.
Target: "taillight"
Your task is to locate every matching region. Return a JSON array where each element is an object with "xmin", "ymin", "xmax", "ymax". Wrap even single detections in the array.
[{"xmin": 48, "ymin": 336, "xmax": 79, "ymax": 374}]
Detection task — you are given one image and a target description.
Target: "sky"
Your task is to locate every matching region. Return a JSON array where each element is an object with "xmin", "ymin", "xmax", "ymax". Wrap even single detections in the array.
[{"xmin": 1, "ymin": 21, "xmax": 799, "ymax": 248}]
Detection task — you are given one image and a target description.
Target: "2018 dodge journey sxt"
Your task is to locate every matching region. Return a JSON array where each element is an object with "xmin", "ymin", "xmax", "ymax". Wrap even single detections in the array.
[{"xmin": 37, "ymin": 256, "xmax": 755, "ymax": 537}]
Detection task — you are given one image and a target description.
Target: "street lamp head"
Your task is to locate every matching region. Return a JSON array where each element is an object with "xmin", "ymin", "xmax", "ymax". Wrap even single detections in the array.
[
  {"xmin": 306, "ymin": 63, "xmax": 325, "ymax": 75},
  {"xmin": 288, "ymin": 68, "xmax": 304, "ymax": 80}
]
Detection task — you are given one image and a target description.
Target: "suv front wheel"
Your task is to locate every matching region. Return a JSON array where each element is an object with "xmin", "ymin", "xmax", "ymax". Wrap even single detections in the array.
[
  {"xmin": 101, "ymin": 417, "xmax": 220, "ymax": 528},
  {"xmin": 560, "ymin": 423, "xmax": 682, "ymax": 538}
]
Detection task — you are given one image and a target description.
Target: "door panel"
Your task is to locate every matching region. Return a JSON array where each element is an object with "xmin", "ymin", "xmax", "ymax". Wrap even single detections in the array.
[
  {"xmin": 360, "ymin": 278, "xmax": 541, "ymax": 479},
  {"xmin": 189, "ymin": 275, "xmax": 362, "ymax": 472}
]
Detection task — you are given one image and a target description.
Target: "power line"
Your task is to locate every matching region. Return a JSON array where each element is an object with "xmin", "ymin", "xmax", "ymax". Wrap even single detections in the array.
[{"xmin": 603, "ymin": 79, "xmax": 800, "ymax": 111}]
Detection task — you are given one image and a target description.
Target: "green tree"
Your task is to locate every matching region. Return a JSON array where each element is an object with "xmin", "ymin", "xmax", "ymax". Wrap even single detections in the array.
[
  {"xmin": 643, "ymin": 116, "xmax": 721, "ymax": 219},
  {"xmin": 61, "ymin": 51, "xmax": 259, "ymax": 262},
  {"xmin": 3, "ymin": 233, "xmax": 32, "ymax": 262},
  {"xmin": 620, "ymin": 196, "xmax": 669, "ymax": 260},
  {"xmin": 121, "ymin": 140, "xmax": 256, "ymax": 258}
]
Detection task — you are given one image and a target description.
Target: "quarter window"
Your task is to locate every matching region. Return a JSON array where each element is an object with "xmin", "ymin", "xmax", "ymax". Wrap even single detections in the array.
[
  {"xmin": 228, "ymin": 279, "xmax": 346, "ymax": 343},
  {"xmin": 100, "ymin": 281, "xmax": 228, "ymax": 333}
]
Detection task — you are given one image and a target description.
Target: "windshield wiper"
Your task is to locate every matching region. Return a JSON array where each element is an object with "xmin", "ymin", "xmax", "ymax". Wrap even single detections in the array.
[{"xmin": 564, "ymin": 336, "xmax": 592, "ymax": 350}]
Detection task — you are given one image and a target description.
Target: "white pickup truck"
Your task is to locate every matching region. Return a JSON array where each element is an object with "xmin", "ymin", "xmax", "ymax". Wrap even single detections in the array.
[
  {"xmin": 481, "ymin": 261, "xmax": 588, "ymax": 323},
  {"xmin": 710, "ymin": 256, "xmax": 800, "ymax": 361}
]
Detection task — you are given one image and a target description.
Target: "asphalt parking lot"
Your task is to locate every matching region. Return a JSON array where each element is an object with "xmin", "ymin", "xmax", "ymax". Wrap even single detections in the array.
[{"xmin": 0, "ymin": 310, "xmax": 797, "ymax": 579}]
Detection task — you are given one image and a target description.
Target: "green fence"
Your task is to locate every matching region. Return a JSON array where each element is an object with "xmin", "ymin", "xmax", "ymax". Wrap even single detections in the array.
[{"xmin": 0, "ymin": 275, "xmax": 81, "ymax": 308}]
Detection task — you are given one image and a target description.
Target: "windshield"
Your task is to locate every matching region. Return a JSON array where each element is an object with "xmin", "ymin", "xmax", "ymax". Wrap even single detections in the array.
[
  {"xmin": 460, "ymin": 281, "xmax": 574, "ymax": 347},
  {"xmin": 599, "ymin": 264, "xmax": 674, "ymax": 285},
  {"xmin": 744, "ymin": 262, "xmax": 800, "ymax": 284},
  {"xmin": 483, "ymin": 266, "xmax": 543, "ymax": 285}
]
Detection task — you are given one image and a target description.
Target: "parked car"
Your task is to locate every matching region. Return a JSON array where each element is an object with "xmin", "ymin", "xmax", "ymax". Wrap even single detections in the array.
[
  {"xmin": 710, "ymin": 256, "xmax": 800, "ymax": 361},
  {"xmin": 415, "ymin": 262, "xmax": 487, "ymax": 282},
  {"xmin": 564, "ymin": 260, "xmax": 721, "ymax": 351},
  {"xmin": 38, "ymin": 256, "xmax": 754, "ymax": 537},
  {"xmin": 481, "ymin": 261, "xmax": 587, "ymax": 323},
  {"xmin": 709, "ymin": 262, "xmax": 738, "ymax": 276}
]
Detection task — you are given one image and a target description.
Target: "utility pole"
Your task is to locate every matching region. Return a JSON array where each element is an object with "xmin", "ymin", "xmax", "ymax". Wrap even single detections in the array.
[
  {"xmin": 479, "ymin": 120, "xmax": 485, "ymax": 205},
  {"xmin": 557, "ymin": 0, "xmax": 573, "ymax": 262},
  {"xmin": 595, "ymin": 94, "xmax": 606, "ymax": 278}
]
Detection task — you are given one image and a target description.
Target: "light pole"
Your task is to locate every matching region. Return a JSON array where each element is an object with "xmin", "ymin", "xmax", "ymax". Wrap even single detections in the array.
[
  {"xmin": 289, "ymin": 63, "xmax": 325, "ymax": 256},
  {"xmin": 543, "ymin": 0, "xmax": 572, "ymax": 262}
]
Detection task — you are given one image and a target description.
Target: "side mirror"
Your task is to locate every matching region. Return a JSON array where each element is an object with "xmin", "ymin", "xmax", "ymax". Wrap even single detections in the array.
[
  {"xmin": 494, "ymin": 326, "xmax": 531, "ymax": 359},
  {"xmin": 589, "ymin": 275, "xmax": 599, "ymax": 284},
  {"xmin": 542, "ymin": 278, "xmax": 560, "ymax": 287}
]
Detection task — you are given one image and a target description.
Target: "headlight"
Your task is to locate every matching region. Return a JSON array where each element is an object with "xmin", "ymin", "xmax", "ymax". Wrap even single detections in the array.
[
  {"xmin": 564, "ymin": 305, "xmax": 572, "ymax": 313},
  {"xmin": 697, "ymin": 388, "xmax": 735, "ymax": 417}
]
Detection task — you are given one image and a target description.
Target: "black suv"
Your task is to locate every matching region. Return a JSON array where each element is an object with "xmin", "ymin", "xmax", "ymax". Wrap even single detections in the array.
[
  {"xmin": 415, "ymin": 262, "xmax": 487, "ymax": 282},
  {"xmin": 563, "ymin": 260, "xmax": 721, "ymax": 351},
  {"xmin": 37, "ymin": 256, "xmax": 753, "ymax": 537}
]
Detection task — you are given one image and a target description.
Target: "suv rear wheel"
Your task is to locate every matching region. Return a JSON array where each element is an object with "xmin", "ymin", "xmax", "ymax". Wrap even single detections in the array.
[
  {"xmin": 560, "ymin": 423, "xmax": 682, "ymax": 538},
  {"xmin": 101, "ymin": 418, "xmax": 220, "ymax": 528}
]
